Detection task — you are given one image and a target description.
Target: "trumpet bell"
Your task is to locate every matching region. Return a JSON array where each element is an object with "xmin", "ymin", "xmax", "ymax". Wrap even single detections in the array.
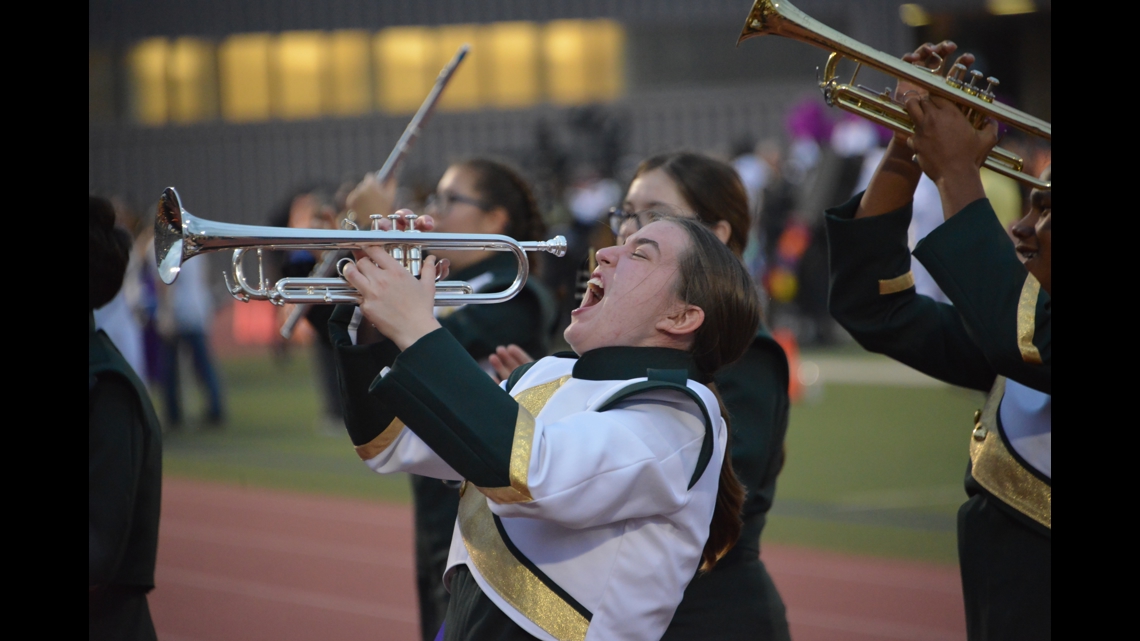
[{"xmin": 156, "ymin": 187, "xmax": 188, "ymax": 285}]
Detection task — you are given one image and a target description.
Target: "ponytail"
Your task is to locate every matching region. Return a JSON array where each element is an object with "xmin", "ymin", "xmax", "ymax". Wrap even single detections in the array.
[{"xmin": 700, "ymin": 383, "xmax": 745, "ymax": 571}]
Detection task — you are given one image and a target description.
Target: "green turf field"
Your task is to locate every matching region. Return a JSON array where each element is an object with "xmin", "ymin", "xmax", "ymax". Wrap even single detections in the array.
[{"xmin": 157, "ymin": 346, "xmax": 985, "ymax": 565}]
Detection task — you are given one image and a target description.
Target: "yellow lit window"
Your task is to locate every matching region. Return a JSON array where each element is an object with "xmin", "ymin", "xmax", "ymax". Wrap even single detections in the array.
[
  {"xmin": 899, "ymin": 4, "xmax": 932, "ymax": 27},
  {"xmin": 482, "ymin": 22, "xmax": 540, "ymax": 109},
  {"xmin": 435, "ymin": 24, "xmax": 481, "ymax": 112},
  {"xmin": 585, "ymin": 20, "xmax": 624, "ymax": 102},
  {"xmin": 328, "ymin": 30, "xmax": 372, "ymax": 116},
  {"xmin": 986, "ymin": 0, "xmax": 1036, "ymax": 15},
  {"xmin": 275, "ymin": 31, "xmax": 327, "ymax": 120},
  {"xmin": 169, "ymin": 37, "xmax": 216, "ymax": 124},
  {"xmin": 219, "ymin": 33, "xmax": 272, "ymax": 122},
  {"xmin": 543, "ymin": 21, "xmax": 589, "ymax": 105},
  {"xmin": 374, "ymin": 27, "xmax": 435, "ymax": 114},
  {"xmin": 128, "ymin": 38, "xmax": 169, "ymax": 125}
]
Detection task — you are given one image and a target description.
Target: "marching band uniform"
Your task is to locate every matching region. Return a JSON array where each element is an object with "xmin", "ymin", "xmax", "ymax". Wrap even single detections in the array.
[
  {"xmin": 825, "ymin": 194, "xmax": 1050, "ymax": 641},
  {"xmin": 411, "ymin": 252, "xmax": 555, "ymax": 640},
  {"xmin": 316, "ymin": 252, "xmax": 555, "ymax": 640},
  {"xmin": 330, "ymin": 310, "xmax": 727, "ymax": 641},
  {"xmin": 89, "ymin": 312, "xmax": 163, "ymax": 641},
  {"xmin": 663, "ymin": 329, "xmax": 791, "ymax": 641}
]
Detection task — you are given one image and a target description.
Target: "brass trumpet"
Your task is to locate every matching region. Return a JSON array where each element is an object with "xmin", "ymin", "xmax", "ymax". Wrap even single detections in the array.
[
  {"xmin": 738, "ymin": 0, "xmax": 1051, "ymax": 189},
  {"xmin": 155, "ymin": 187, "xmax": 567, "ymax": 307}
]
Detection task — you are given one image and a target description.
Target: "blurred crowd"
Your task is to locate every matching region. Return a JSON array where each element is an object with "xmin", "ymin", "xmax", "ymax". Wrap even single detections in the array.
[{"xmin": 91, "ymin": 95, "xmax": 1050, "ymax": 433}]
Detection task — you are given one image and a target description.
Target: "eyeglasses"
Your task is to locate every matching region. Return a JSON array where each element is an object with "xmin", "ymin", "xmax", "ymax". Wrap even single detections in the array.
[
  {"xmin": 426, "ymin": 191, "xmax": 490, "ymax": 215},
  {"xmin": 608, "ymin": 207, "xmax": 657, "ymax": 236}
]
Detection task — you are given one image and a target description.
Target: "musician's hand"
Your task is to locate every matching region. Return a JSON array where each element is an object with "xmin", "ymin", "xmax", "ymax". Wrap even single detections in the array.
[
  {"xmin": 903, "ymin": 94, "xmax": 996, "ymax": 218},
  {"xmin": 343, "ymin": 247, "xmax": 442, "ymax": 350},
  {"xmin": 347, "ymin": 173, "xmax": 398, "ymax": 220},
  {"xmin": 489, "ymin": 345, "xmax": 536, "ymax": 384},
  {"xmin": 893, "ymin": 42, "xmax": 973, "ymax": 141}
]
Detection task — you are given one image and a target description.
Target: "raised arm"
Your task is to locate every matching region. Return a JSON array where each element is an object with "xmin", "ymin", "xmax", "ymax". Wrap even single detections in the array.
[
  {"xmin": 903, "ymin": 84, "xmax": 1050, "ymax": 394},
  {"xmin": 826, "ymin": 194, "xmax": 996, "ymax": 392}
]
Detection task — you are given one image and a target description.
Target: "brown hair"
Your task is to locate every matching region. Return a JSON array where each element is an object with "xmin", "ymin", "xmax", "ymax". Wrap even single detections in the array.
[
  {"xmin": 665, "ymin": 214, "xmax": 760, "ymax": 570},
  {"xmin": 633, "ymin": 152, "xmax": 751, "ymax": 258},
  {"xmin": 90, "ymin": 196, "xmax": 132, "ymax": 310},
  {"xmin": 457, "ymin": 158, "xmax": 547, "ymax": 272}
]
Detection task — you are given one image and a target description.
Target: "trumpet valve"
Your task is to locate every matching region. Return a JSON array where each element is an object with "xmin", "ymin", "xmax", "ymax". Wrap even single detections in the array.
[
  {"xmin": 408, "ymin": 245, "xmax": 423, "ymax": 277},
  {"xmin": 405, "ymin": 213, "xmax": 420, "ymax": 232},
  {"xmin": 371, "ymin": 214, "xmax": 385, "ymax": 231},
  {"xmin": 981, "ymin": 76, "xmax": 999, "ymax": 103},
  {"xmin": 945, "ymin": 63, "xmax": 967, "ymax": 89},
  {"xmin": 390, "ymin": 245, "xmax": 406, "ymax": 266},
  {"xmin": 963, "ymin": 70, "xmax": 984, "ymax": 96},
  {"xmin": 387, "ymin": 214, "xmax": 401, "ymax": 230}
]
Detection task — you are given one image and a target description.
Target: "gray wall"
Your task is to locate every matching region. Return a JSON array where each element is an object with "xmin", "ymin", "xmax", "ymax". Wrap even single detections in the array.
[{"xmin": 90, "ymin": 80, "xmax": 819, "ymax": 225}]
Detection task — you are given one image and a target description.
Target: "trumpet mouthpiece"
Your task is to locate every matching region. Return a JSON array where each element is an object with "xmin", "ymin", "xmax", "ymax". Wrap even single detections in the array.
[{"xmin": 545, "ymin": 236, "xmax": 568, "ymax": 258}]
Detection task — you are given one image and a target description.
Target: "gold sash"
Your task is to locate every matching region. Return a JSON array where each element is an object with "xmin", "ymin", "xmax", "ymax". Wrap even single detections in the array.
[
  {"xmin": 457, "ymin": 375, "xmax": 590, "ymax": 641},
  {"xmin": 969, "ymin": 377, "xmax": 1051, "ymax": 529}
]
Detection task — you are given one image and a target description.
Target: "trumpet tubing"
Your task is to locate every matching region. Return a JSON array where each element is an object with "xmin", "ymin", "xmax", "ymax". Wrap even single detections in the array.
[
  {"xmin": 737, "ymin": 0, "xmax": 1050, "ymax": 189},
  {"xmin": 155, "ymin": 187, "xmax": 566, "ymax": 307}
]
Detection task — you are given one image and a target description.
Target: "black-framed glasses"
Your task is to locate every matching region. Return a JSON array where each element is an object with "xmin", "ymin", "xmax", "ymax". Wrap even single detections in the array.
[
  {"xmin": 608, "ymin": 207, "xmax": 656, "ymax": 236},
  {"xmin": 426, "ymin": 191, "xmax": 491, "ymax": 215}
]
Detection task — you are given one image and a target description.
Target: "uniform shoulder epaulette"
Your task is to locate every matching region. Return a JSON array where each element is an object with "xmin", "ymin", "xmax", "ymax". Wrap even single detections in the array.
[{"xmin": 595, "ymin": 368, "xmax": 714, "ymax": 490}]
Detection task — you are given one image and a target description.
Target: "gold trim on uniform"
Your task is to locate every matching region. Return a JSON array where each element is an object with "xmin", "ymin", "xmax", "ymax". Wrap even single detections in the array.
[
  {"xmin": 458, "ymin": 373, "xmax": 588, "ymax": 641},
  {"xmin": 878, "ymin": 271, "xmax": 915, "ymax": 295},
  {"xmin": 969, "ymin": 377, "xmax": 1051, "ymax": 529},
  {"xmin": 459, "ymin": 491, "xmax": 590, "ymax": 641},
  {"xmin": 1017, "ymin": 274, "xmax": 1043, "ymax": 364},
  {"xmin": 477, "ymin": 375, "xmax": 572, "ymax": 504},
  {"xmin": 354, "ymin": 417, "xmax": 405, "ymax": 460}
]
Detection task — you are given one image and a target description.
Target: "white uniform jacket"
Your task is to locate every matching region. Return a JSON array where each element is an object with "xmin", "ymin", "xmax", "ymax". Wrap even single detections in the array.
[{"xmin": 357, "ymin": 337, "xmax": 727, "ymax": 641}]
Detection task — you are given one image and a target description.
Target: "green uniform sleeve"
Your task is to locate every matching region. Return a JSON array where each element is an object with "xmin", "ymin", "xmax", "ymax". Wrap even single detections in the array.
[
  {"xmin": 913, "ymin": 199, "xmax": 1051, "ymax": 394},
  {"xmin": 825, "ymin": 193, "xmax": 996, "ymax": 392},
  {"xmin": 369, "ymin": 328, "xmax": 519, "ymax": 488},
  {"xmin": 715, "ymin": 338, "xmax": 789, "ymax": 517},
  {"xmin": 327, "ymin": 304, "xmax": 402, "ymax": 446},
  {"xmin": 89, "ymin": 374, "xmax": 145, "ymax": 587}
]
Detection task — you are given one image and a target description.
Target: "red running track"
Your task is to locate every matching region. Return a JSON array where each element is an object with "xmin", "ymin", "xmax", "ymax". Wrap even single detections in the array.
[{"xmin": 152, "ymin": 479, "xmax": 965, "ymax": 641}]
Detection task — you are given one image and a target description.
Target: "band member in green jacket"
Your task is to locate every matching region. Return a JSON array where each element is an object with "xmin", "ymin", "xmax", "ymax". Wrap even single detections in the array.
[
  {"xmin": 90, "ymin": 196, "xmax": 164, "ymax": 641},
  {"xmin": 344, "ymin": 159, "xmax": 556, "ymax": 640},
  {"xmin": 493, "ymin": 152, "xmax": 792, "ymax": 640},
  {"xmin": 824, "ymin": 42, "xmax": 1050, "ymax": 641},
  {"xmin": 330, "ymin": 215, "xmax": 760, "ymax": 641}
]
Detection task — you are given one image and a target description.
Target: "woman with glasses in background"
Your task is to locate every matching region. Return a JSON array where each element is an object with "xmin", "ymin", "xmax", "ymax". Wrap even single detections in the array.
[
  {"xmin": 345, "ymin": 158, "xmax": 556, "ymax": 641},
  {"xmin": 492, "ymin": 151, "xmax": 792, "ymax": 641}
]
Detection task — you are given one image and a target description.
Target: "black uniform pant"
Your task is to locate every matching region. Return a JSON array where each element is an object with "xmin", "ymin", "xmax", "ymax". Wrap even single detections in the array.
[
  {"xmin": 89, "ymin": 586, "xmax": 157, "ymax": 641},
  {"xmin": 442, "ymin": 565, "xmax": 537, "ymax": 641},
  {"xmin": 958, "ymin": 493, "xmax": 1051, "ymax": 641}
]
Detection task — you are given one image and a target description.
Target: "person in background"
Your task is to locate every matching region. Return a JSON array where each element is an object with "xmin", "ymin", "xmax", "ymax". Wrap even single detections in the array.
[
  {"xmin": 492, "ymin": 151, "xmax": 792, "ymax": 641},
  {"xmin": 342, "ymin": 158, "xmax": 556, "ymax": 641},
  {"xmin": 824, "ymin": 42, "xmax": 1050, "ymax": 641},
  {"xmin": 90, "ymin": 195, "xmax": 163, "ymax": 641},
  {"xmin": 156, "ymin": 235, "xmax": 226, "ymax": 429}
]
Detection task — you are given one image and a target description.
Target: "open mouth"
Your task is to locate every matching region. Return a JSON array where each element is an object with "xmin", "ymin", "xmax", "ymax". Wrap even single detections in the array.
[
  {"xmin": 1017, "ymin": 247, "xmax": 1038, "ymax": 261},
  {"xmin": 581, "ymin": 276, "xmax": 605, "ymax": 308}
]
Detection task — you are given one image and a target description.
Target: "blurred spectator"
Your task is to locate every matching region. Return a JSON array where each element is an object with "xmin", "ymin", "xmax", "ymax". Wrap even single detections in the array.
[
  {"xmin": 157, "ymin": 241, "xmax": 225, "ymax": 429},
  {"xmin": 89, "ymin": 195, "xmax": 163, "ymax": 641}
]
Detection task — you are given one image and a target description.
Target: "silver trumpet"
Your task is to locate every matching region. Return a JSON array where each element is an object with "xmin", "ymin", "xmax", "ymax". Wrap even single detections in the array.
[{"xmin": 154, "ymin": 186, "xmax": 567, "ymax": 307}]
